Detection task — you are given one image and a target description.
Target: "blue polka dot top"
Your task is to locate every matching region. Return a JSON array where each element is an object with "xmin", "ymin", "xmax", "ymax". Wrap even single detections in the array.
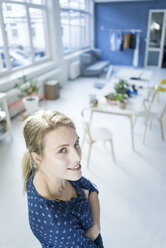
[{"xmin": 27, "ymin": 176, "xmax": 104, "ymax": 248}]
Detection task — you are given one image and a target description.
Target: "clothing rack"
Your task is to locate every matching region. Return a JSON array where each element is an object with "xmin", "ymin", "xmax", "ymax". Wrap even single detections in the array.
[
  {"xmin": 109, "ymin": 29, "xmax": 141, "ymax": 33},
  {"xmin": 109, "ymin": 29, "xmax": 142, "ymax": 67}
]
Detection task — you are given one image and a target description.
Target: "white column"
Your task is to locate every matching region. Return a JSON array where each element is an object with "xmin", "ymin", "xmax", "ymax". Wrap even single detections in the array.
[{"xmin": 48, "ymin": 0, "xmax": 65, "ymax": 84}]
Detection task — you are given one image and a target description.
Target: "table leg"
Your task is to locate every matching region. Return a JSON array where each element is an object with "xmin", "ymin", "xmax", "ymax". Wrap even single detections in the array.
[{"xmin": 129, "ymin": 116, "xmax": 135, "ymax": 151}]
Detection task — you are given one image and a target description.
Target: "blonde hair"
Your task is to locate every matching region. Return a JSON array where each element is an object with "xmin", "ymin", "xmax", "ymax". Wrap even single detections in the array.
[{"xmin": 22, "ymin": 110, "xmax": 75, "ymax": 192}]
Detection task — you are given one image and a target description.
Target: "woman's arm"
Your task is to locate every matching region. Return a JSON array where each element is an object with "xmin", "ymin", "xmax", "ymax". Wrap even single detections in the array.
[
  {"xmin": 85, "ymin": 191, "xmax": 101, "ymax": 241},
  {"xmin": 39, "ymin": 214, "xmax": 100, "ymax": 248},
  {"xmin": 29, "ymin": 200, "xmax": 101, "ymax": 248},
  {"xmin": 77, "ymin": 177, "xmax": 101, "ymax": 241}
]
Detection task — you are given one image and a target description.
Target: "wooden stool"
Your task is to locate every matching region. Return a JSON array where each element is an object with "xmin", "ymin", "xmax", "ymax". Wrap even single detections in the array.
[{"xmin": 44, "ymin": 80, "xmax": 60, "ymax": 100}]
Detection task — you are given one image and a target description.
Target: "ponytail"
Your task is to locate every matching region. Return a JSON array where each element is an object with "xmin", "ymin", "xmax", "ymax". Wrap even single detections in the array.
[{"xmin": 22, "ymin": 151, "xmax": 35, "ymax": 192}]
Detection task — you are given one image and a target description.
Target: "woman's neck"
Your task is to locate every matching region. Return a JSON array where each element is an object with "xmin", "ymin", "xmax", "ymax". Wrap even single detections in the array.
[{"xmin": 33, "ymin": 170, "xmax": 67, "ymax": 200}]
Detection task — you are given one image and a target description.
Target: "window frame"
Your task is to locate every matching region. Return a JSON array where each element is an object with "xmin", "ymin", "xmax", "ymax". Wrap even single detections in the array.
[
  {"xmin": 60, "ymin": 0, "xmax": 91, "ymax": 55},
  {"xmin": 0, "ymin": 0, "xmax": 51, "ymax": 77}
]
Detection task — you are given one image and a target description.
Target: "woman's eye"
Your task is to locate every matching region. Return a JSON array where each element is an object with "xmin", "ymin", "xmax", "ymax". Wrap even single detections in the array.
[
  {"xmin": 75, "ymin": 140, "xmax": 80, "ymax": 147},
  {"xmin": 59, "ymin": 148, "xmax": 67, "ymax": 153}
]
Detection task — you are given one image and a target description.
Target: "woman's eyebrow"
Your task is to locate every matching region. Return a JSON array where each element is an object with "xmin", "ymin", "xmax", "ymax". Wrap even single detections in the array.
[
  {"xmin": 56, "ymin": 137, "xmax": 80, "ymax": 149},
  {"xmin": 56, "ymin": 144, "xmax": 69, "ymax": 149}
]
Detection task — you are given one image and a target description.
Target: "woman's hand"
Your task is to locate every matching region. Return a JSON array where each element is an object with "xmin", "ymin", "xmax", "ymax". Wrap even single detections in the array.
[{"xmin": 85, "ymin": 223, "xmax": 100, "ymax": 241}]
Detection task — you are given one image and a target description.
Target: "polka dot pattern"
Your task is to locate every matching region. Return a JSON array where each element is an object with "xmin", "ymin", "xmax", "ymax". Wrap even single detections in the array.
[{"xmin": 27, "ymin": 176, "xmax": 103, "ymax": 247}]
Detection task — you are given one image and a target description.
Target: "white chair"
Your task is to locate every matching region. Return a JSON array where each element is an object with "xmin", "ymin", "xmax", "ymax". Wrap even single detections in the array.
[
  {"xmin": 145, "ymin": 85, "xmax": 158, "ymax": 105},
  {"xmin": 134, "ymin": 85, "xmax": 158, "ymax": 126},
  {"xmin": 80, "ymin": 108, "xmax": 115, "ymax": 167},
  {"xmin": 134, "ymin": 101, "xmax": 166, "ymax": 143},
  {"xmin": 105, "ymin": 65, "xmax": 114, "ymax": 82}
]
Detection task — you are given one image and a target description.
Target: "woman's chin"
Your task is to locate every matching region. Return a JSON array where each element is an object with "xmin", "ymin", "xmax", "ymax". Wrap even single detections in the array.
[
  {"xmin": 67, "ymin": 164, "xmax": 82, "ymax": 181},
  {"xmin": 69, "ymin": 171, "xmax": 82, "ymax": 181}
]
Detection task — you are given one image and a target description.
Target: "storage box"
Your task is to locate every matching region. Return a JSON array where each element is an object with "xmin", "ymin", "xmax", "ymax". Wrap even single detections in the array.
[{"xmin": 44, "ymin": 80, "xmax": 60, "ymax": 100}]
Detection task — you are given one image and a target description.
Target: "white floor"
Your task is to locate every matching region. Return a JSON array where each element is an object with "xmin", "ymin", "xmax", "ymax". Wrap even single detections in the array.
[{"xmin": 0, "ymin": 67, "xmax": 166, "ymax": 248}]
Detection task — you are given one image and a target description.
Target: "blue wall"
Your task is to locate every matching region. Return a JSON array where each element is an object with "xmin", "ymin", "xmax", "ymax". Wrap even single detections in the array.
[{"xmin": 95, "ymin": 0, "xmax": 166, "ymax": 67}]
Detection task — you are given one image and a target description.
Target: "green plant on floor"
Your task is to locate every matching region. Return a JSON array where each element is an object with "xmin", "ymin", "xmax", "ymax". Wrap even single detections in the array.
[
  {"xmin": 17, "ymin": 44, "xmax": 24, "ymax": 50},
  {"xmin": 114, "ymin": 79, "xmax": 129, "ymax": 95},
  {"xmin": 14, "ymin": 75, "xmax": 39, "ymax": 98}
]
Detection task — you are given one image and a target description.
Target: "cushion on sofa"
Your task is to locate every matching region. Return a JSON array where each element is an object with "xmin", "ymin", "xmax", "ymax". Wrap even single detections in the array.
[
  {"xmin": 86, "ymin": 61, "xmax": 110, "ymax": 72},
  {"xmin": 80, "ymin": 53, "xmax": 92, "ymax": 65},
  {"xmin": 80, "ymin": 49, "xmax": 110, "ymax": 76}
]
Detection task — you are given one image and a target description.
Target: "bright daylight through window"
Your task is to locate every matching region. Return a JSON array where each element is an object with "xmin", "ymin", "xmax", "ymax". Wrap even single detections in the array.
[
  {"xmin": 0, "ymin": 0, "xmax": 48, "ymax": 74},
  {"xmin": 60, "ymin": 0, "xmax": 90, "ymax": 53}
]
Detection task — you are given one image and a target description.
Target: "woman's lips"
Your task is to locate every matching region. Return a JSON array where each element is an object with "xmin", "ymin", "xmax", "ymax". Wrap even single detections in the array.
[{"xmin": 68, "ymin": 164, "xmax": 81, "ymax": 171}]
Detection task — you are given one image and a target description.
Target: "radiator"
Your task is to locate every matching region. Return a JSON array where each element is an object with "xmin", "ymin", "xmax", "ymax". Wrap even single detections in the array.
[{"xmin": 69, "ymin": 60, "xmax": 81, "ymax": 80}]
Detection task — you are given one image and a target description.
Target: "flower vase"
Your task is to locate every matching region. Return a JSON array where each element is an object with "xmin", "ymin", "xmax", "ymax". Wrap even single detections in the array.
[{"xmin": 22, "ymin": 95, "xmax": 39, "ymax": 114}]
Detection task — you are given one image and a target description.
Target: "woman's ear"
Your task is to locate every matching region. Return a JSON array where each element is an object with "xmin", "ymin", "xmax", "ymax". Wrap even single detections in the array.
[{"xmin": 31, "ymin": 152, "xmax": 41, "ymax": 165}]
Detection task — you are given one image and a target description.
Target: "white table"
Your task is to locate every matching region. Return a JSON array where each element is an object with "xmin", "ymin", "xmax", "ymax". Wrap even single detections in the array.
[
  {"xmin": 90, "ymin": 78, "xmax": 149, "ymax": 151},
  {"xmin": 113, "ymin": 68, "xmax": 152, "ymax": 82}
]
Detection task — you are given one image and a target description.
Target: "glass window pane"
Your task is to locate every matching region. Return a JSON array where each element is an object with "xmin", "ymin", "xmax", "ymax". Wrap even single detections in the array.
[
  {"xmin": 70, "ymin": 11, "xmax": 80, "ymax": 50},
  {"xmin": 60, "ymin": 0, "xmax": 90, "ymax": 53},
  {"xmin": 147, "ymin": 51, "xmax": 160, "ymax": 66},
  {"xmin": 149, "ymin": 12, "xmax": 164, "ymax": 48},
  {"xmin": 29, "ymin": 8, "xmax": 47, "ymax": 60},
  {"xmin": 80, "ymin": 0, "xmax": 85, "ymax": 10},
  {"xmin": 2, "ymin": 3, "xmax": 31, "ymax": 68},
  {"xmin": 60, "ymin": 0, "xmax": 68, "ymax": 8},
  {"xmin": 8, "ymin": 0, "xmax": 25, "ymax": 2},
  {"xmin": 70, "ymin": 11, "xmax": 80, "ymax": 26},
  {"xmin": 61, "ymin": 11, "xmax": 70, "ymax": 52},
  {"xmin": 0, "ymin": 27, "xmax": 7, "ymax": 72},
  {"xmin": 69, "ymin": 0, "xmax": 79, "ymax": 9},
  {"xmin": 27, "ymin": 0, "xmax": 45, "ymax": 4},
  {"xmin": 80, "ymin": 13, "xmax": 89, "ymax": 47},
  {"xmin": 70, "ymin": 26, "xmax": 80, "ymax": 50}
]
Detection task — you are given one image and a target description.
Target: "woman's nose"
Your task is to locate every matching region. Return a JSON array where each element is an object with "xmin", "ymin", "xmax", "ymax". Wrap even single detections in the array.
[{"xmin": 71, "ymin": 147, "xmax": 81, "ymax": 162}]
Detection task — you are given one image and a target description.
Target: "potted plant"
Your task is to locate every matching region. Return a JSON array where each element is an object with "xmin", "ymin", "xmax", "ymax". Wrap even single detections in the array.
[
  {"xmin": 105, "ymin": 93, "xmax": 128, "ymax": 108},
  {"xmin": 14, "ymin": 75, "xmax": 40, "ymax": 113},
  {"xmin": 114, "ymin": 79, "xmax": 129, "ymax": 95},
  {"xmin": 117, "ymin": 99, "xmax": 127, "ymax": 109}
]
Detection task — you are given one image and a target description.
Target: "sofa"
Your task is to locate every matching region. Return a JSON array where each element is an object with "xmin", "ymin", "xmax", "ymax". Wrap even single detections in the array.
[{"xmin": 80, "ymin": 49, "xmax": 109, "ymax": 77}]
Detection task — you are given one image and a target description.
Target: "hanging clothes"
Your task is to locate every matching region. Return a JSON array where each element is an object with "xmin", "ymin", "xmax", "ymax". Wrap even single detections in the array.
[
  {"xmin": 120, "ymin": 32, "xmax": 124, "ymax": 51},
  {"xmin": 124, "ymin": 33, "xmax": 131, "ymax": 49},
  {"xmin": 133, "ymin": 32, "xmax": 140, "ymax": 67},
  {"xmin": 110, "ymin": 32, "xmax": 116, "ymax": 51},
  {"xmin": 109, "ymin": 29, "xmax": 141, "ymax": 67},
  {"xmin": 130, "ymin": 33, "xmax": 136, "ymax": 49},
  {"xmin": 110, "ymin": 31, "xmax": 122, "ymax": 51}
]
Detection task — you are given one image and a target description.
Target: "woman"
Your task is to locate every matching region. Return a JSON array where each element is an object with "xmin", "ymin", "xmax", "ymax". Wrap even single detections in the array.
[{"xmin": 22, "ymin": 110, "xmax": 104, "ymax": 248}]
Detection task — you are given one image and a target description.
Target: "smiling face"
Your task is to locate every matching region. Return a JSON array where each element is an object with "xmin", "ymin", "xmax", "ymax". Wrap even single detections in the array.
[{"xmin": 38, "ymin": 126, "xmax": 82, "ymax": 181}]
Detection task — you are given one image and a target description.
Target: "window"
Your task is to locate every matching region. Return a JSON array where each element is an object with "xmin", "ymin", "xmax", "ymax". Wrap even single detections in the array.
[
  {"xmin": 0, "ymin": 25, "xmax": 6, "ymax": 71},
  {"xmin": 29, "ymin": 8, "xmax": 47, "ymax": 61},
  {"xmin": 0, "ymin": 0, "xmax": 49, "ymax": 74},
  {"xmin": 60, "ymin": 0, "xmax": 91, "ymax": 54},
  {"xmin": 12, "ymin": 28, "xmax": 18, "ymax": 38}
]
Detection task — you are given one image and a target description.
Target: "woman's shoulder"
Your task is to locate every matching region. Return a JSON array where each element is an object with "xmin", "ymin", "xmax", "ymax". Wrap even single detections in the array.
[
  {"xmin": 72, "ymin": 176, "xmax": 91, "ymax": 185},
  {"xmin": 71, "ymin": 176, "xmax": 99, "ymax": 194},
  {"xmin": 27, "ymin": 176, "xmax": 54, "ymax": 210}
]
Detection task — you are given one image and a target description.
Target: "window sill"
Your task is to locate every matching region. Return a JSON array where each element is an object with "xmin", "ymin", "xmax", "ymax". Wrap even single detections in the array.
[
  {"xmin": 0, "ymin": 61, "xmax": 57, "ymax": 92},
  {"xmin": 64, "ymin": 47, "xmax": 92, "ymax": 61}
]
